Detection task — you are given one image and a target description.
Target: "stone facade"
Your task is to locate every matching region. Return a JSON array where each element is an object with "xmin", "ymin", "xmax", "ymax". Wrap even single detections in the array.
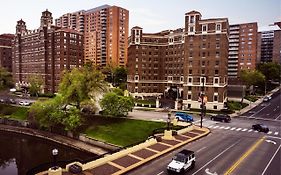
[{"xmin": 0, "ymin": 34, "xmax": 14, "ymax": 72}]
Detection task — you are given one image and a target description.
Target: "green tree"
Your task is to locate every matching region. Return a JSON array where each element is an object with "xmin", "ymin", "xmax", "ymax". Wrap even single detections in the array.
[
  {"xmin": 0, "ymin": 67, "xmax": 13, "ymax": 90},
  {"xmin": 257, "ymin": 62, "xmax": 281, "ymax": 82},
  {"xmin": 240, "ymin": 69, "xmax": 265, "ymax": 87},
  {"xmin": 59, "ymin": 67, "xmax": 108, "ymax": 109},
  {"xmin": 113, "ymin": 66, "xmax": 127, "ymax": 89},
  {"xmin": 28, "ymin": 75, "xmax": 43, "ymax": 96},
  {"xmin": 100, "ymin": 89, "xmax": 134, "ymax": 117}
]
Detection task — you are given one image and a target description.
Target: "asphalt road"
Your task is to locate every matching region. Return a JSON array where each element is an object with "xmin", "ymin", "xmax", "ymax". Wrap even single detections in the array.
[
  {"xmin": 125, "ymin": 121, "xmax": 281, "ymax": 175},
  {"xmin": 126, "ymin": 89, "xmax": 281, "ymax": 175},
  {"xmin": 242, "ymin": 89, "xmax": 281, "ymax": 121}
]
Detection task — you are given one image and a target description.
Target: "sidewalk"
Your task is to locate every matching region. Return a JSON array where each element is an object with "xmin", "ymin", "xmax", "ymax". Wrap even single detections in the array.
[{"xmin": 39, "ymin": 125, "xmax": 210, "ymax": 175}]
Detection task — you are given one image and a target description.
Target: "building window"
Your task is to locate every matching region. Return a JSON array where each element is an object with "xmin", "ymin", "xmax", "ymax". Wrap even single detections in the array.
[
  {"xmin": 202, "ymin": 25, "xmax": 207, "ymax": 32},
  {"xmin": 189, "ymin": 69, "xmax": 192, "ymax": 75},
  {"xmin": 188, "ymin": 94, "xmax": 192, "ymax": 100},
  {"xmin": 180, "ymin": 76, "xmax": 184, "ymax": 82},
  {"xmin": 200, "ymin": 77, "xmax": 206, "ymax": 85},
  {"xmin": 214, "ymin": 95, "xmax": 218, "ymax": 102},
  {"xmin": 215, "ymin": 70, "xmax": 219, "ymax": 75},
  {"xmin": 168, "ymin": 76, "xmax": 173, "ymax": 81},
  {"xmin": 190, "ymin": 16, "xmax": 194, "ymax": 23},
  {"xmin": 188, "ymin": 77, "xmax": 193, "ymax": 84},
  {"xmin": 189, "ymin": 26, "xmax": 194, "ymax": 32},
  {"xmin": 216, "ymin": 24, "xmax": 221, "ymax": 31},
  {"xmin": 214, "ymin": 77, "xmax": 219, "ymax": 84},
  {"xmin": 213, "ymin": 105, "xmax": 217, "ymax": 109},
  {"xmin": 134, "ymin": 75, "xmax": 139, "ymax": 81}
]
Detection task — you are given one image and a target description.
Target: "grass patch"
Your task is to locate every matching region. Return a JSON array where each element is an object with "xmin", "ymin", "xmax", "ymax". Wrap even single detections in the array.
[
  {"xmin": 227, "ymin": 101, "xmax": 248, "ymax": 111},
  {"xmin": 0, "ymin": 104, "xmax": 29, "ymax": 120},
  {"xmin": 245, "ymin": 95, "xmax": 258, "ymax": 102},
  {"xmin": 84, "ymin": 117, "xmax": 166, "ymax": 147}
]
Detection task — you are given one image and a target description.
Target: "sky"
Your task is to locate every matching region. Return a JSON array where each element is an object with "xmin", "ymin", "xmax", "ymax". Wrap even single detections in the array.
[{"xmin": 0, "ymin": 0, "xmax": 280, "ymax": 34}]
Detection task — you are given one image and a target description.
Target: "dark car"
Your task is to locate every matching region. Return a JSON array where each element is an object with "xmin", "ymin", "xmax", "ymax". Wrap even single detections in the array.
[
  {"xmin": 210, "ymin": 114, "xmax": 231, "ymax": 122},
  {"xmin": 252, "ymin": 124, "xmax": 269, "ymax": 133}
]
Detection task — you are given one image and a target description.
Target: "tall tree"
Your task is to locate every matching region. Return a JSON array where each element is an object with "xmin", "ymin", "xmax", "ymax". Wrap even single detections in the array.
[
  {"xmin": 113, "ymin": 66, "xmax": 127, "ymax": 89},
  {"xmin": 0, "ymin": 67, "xmax": 13, "ymax": 90},
  {"xmin": 100, "ymin": 89, "xmax": 134, "ymax": 117},
  {"xmin": 59, "ymin": 67, "xmax": 108, "ymax": 109},
  {"xmin": 240, "ymin": 69, "xmax": 265, "ymax": 88},
  {"xmin": 257, "ymin": 62, "xmax": 281, "ymax": 82},
  {"xmin": 28, "ymin": 74, "xmax": 43, "ymax": 96}
]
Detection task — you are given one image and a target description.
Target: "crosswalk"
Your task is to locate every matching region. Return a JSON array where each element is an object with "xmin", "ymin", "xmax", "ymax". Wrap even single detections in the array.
[{"xmin": 208, "ymin": 125, "xmax": 279, "ymax": 136}]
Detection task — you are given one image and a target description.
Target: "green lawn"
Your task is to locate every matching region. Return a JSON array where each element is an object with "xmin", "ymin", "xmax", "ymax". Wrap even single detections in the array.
[
  {"xmin": 84, "ymin": 117, "xmax": 166, "ymax": 147},
  {"xmin": 0, "ymin": 104, "xmax": 29, "ymax": 120}
]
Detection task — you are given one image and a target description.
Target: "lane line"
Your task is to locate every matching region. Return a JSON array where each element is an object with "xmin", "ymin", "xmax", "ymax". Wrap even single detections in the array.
[
  {"xmin": 261, "ymin": 144, "xmax": 281, "ymax": 175},
  {"xmin": 196, "ymin": 146, "xmax": 207, "ymax": 153},
  {"xmin": 213, "ymin": 126, "xmax": 219, "ymax": 129},
  {"xmin": 248, "ymin": 129, "xmax": 253, "ymax": 132},
  {"xmin": 156, "ymin": 171, "xmax": 164, "ymax": 175},
  {"xmin": 241, "ymin": 129, "xmax": 247, "ymax": 132},
  {"xmin": 192, "ymin": 139, "xmax": 241, "ymax": 175},
  {"xmin": 224, "ymin": 127, "xmax": 230, "ymax": 130},
  {"xmin": 224, "ymin": 137, "xmax": 265, "ymax": 175},
  {"xmin": 230, "ymin": 127, "xmax": 236, "ymax": 131},
  {"xmin": 275, "ymin": 113, "xmax": 281, "ymax": 120},
  {"xmin": 236, "ymin": 128, "xmax": 242, "ymax": 131},
  {"xmin": 249, "ymin": 105, "xmax": 268, "ymax": 118},
  {"xmin": 219, "ymin": 126, "xmax": 225, "ymax": 129}
]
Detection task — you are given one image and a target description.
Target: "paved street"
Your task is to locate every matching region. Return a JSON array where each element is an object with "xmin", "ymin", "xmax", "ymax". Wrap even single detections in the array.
[{"xmin": 125, "ymin": 89, "xmax": 281, "ymax": 175}]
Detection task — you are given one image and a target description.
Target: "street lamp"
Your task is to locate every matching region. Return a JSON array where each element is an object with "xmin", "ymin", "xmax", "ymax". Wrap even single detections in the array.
[
  {"xmin": 167, "ymin": 111, "xmax": 171, "ymax": 130},
  {"xmin": 200, "ymin": 76, "xmax": 206, "ymax": 128},
  {"xmin": 52, "ymin": 148, "xmax": 59, "ymax": 170}
]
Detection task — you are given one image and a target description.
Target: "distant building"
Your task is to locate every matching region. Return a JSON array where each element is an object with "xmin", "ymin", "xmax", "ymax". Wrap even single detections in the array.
[
  {"xmin": 257, "ymin": 23, "xmax": 281, "ymax": 63},
  {"xmin": 56, "ymin": 5, "xmax": 129, "ymax": 68},
  {"xmin": 228, "ymin": 23, "xmax": 258, "ymax": 79},
  {"xmin": 0, "ymin": 34, "xmax": 14, "ymax": 72},
  {"xmin": 128, "ymin": 11, "xmax": 229, "ymax": 110},
  {"xmin": 13, "ymin": 10, "xmax": 84, "ymax": 93}
]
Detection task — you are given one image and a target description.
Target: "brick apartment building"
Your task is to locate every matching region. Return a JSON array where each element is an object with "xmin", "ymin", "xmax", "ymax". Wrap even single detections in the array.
[
  {"xmin": 128, "ymin": 11, "xmax": 229, "ymax": 110},
  {"xmin": 0, "ymin": 34, "xmax": 14, "ymax": 72},
  {"xmin": 56, "ymin": 5, "xmax": 129, "ymax": 68},
  {"xmin": 228, "ymin": 23, "xmax": 258, "ymax": 79},
  {"xmin": 257, "ymin": 23, "xmax": 281, "ymax": 63},
  {"xmin": 13, "ymin": 10, "xmax": 84, "ymax": 93}
]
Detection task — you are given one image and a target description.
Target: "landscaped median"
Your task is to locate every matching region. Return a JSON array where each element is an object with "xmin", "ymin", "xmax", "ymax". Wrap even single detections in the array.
[{"xmin": 40, "ymin": 125, "xmax": 210, "ymax": 175}]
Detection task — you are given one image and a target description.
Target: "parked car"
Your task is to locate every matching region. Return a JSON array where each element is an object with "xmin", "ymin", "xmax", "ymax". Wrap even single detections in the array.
[
  {"xmin": 9, "ymin": 98, "xmax": 16, "ymax": 104},
  {"xmin": 19, "ymin": 101, "xmax": 31, "ymax": 106},
  {"xmin": 175, "ymin": 112, "xmax": 193, "ymax": 122},
  {"xmin": 263, "ymin": 96, "xmax": 272, "ymax": 102},
  {"xmin": 210, "ymin": 114, "xmax": 231, "ymax": 122},
  {"xmin": 167, "ymin": 149, "xmax": 195, "ymax": 174},
  {"xmin": 252, "ymin": 124, "xmax": 269, "ymax": 133}
]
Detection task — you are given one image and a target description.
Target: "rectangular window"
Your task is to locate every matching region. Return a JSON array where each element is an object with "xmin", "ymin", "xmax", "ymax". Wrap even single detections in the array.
[
  {"xmin": 202, "ymin": 25, "xmax": 207, "ymax": 32},
  {"xmin": 188, "ymin": 94, "xmax": 192, "ymax": 100},
  {"xmin": 216, "ymin": 24, "xmax": 221, "ymax": 31}
]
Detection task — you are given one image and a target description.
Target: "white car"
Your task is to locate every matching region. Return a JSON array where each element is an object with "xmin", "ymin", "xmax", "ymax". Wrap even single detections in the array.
[
  {"xmin": 263, "ymin": 95, "xmax": 272, "ymax": 102},
  {"xmin": 19, "ymin": 101, "xmax": 31, "ymax": 106},
  {"xmin": 167, "ymin": 149, "xmax": 195, "ymax": 173}
]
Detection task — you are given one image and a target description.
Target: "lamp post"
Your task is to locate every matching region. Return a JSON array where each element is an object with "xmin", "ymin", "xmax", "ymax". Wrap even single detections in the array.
[
  {"xmin": 52, "ymin": 148, "xmax": 58, "ymax": 170},
  {"xmin": 167, "ymin": 111, "xmax": 171, "ymax": 130},
  {"xmin": 200, "ymin": 77, "xmax": 206, "ymax": 128}
]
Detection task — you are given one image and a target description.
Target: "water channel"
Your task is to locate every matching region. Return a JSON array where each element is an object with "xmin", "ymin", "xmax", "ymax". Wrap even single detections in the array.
[{"xmin": 0, "ymin": 130, "xmax": 97, "ymax": 175}]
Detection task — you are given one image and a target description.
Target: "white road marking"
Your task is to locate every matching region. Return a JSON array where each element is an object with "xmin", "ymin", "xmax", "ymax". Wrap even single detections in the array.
[
  {"xmin": 274, "ymin": 132, "xmax": 279, "ymax": 135},
  {"xmin": 267, "ymin": 131, "xmax": 272, "ymax": 135},
  {"xmin": 213, "ymin": 126, "xmax": 219, "ymax": 129},
  {"xmin": 249, "ymin": 105, "xmax": 268, "ymax": 118},
  {"xmin": 265, "ymin": 140, "xmax": 276, "ymax": 145},
  {"xmin": 261, "ymin": 144, "xmax": 281, "ymax": 175},
  {"xmin": 192, "ymin": 140, "xmax": 241, "ymax": 175},
  {"xmin": 254, "ymin": 130, "xmax": 258, "ymax": 132},
  {"xmin": 275, "ymin": 114, "xmax": 281, "ymax": 120},
  {"xmin": 219, "ymin": 126, "xmax": 225, "ymax": 129},
  {"xmin": 205, "ymin": 168, "xmax": 218, "ymax": 175},
  {"xmin": 241, "ymin": 128, "xmax": 247, "ymax": 132},
  {"xmin": 248, "ymin": 129, "xmax": 253, "ymax": 132},
  {"xmin": 156, "ymin": 171, "xmax": 164, "ymax": 175},
  {"xmin": 196, "ymin": 146, "xmax": 207, "ymax": 153},
  {"xmin": 224, "ymin": 127, "xmax": 230, "ymax": 130},
  {"xmin": 230, "ymin": 127, "xmax": 236, "ymax": 131},
  {"xmin": 236, "ymin": 128, "xmax": 242, "ymax": 131},
  {"xmin": 208, "ymin": 125, "xmax": 214, "ymax": 128}
]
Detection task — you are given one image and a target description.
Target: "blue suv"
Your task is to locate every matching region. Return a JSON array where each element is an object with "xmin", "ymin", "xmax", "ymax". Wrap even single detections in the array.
[{"xmin": 175, "ymin": 112, "xmax": 194, "ymax": 122}]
